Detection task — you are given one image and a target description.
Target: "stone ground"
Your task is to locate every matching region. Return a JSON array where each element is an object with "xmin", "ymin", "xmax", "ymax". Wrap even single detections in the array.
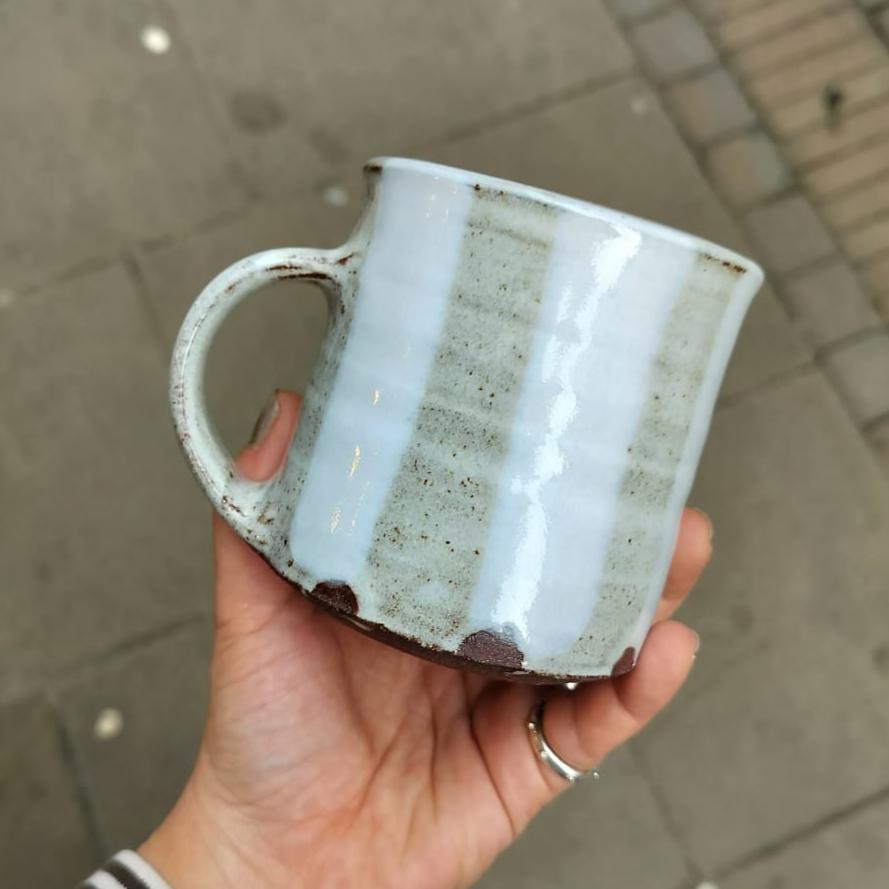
[{"xmin": 2, "ymin": 1, "xmax": 889, "ymax": 887}]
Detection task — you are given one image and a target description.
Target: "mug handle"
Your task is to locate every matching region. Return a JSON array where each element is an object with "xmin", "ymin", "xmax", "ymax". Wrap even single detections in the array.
[{"xmin": 169, "ymin": 246, "xmax": 351, "ymax": 535}]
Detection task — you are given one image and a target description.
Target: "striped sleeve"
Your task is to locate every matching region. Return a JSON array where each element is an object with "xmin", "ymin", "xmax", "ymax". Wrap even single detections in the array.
[{"xmin": 79, "ymin": 850, "xmax": 173, "ymax": 889}]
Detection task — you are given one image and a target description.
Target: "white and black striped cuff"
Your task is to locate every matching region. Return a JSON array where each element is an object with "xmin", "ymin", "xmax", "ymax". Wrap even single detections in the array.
[{"xmin": 79, "ymin": 850, "xmax": 173, "ymax": 889}]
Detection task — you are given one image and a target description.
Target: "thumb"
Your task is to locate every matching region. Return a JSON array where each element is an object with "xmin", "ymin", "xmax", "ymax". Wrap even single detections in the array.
[{"xmin": 212, "ymin": 390, "xmax": 304, "ymax": 633}]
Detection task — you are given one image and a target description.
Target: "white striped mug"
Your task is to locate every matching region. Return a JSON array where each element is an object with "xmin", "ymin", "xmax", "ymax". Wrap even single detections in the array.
[{"xmin": 171, "ymin": 157, "xmax": 763, "ymax": 682}]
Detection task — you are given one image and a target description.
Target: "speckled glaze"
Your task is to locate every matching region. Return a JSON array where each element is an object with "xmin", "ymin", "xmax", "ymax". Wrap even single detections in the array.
[{"xmin": 170, "ymin": 157, "xmax": 763, "ymax": 682}]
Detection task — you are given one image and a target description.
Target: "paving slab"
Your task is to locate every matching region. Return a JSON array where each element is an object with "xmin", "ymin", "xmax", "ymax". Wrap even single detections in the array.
[
  {"xmin": 783, "ymin": 258, "xmax": 881, "ymax": 349},
  {"xmin": 0, "ymin": 264, "xmax": 211, "ymax": 701},
  {"xmin": 767, "ymin": 67, "xmax": 889, "ymax": 140},
  {"xmin": 427, "ymin": 77, "xmax": 810, "ymax": 397},
  {"xmin": 842, "ymin": 214, "xmax": 889, "ymax": 262},
  {"xmin": 0, "ymin": 0, "xmax": 248, "ymax": 290},
  {"xmin": 823, "ymin": 330, "xmax": 889, "ymax": 425},
  {"xmin": 713, "ymin": 0, "xmax": 846, "ymax": 53},
  {"xmin": 803, "ymin": 138, "xmax": 889, "ymax": 200},
  {"xmin": 635, "ymin": 371, "xmax": 889, "ymax": 872},
  {"xmin": 823, "ymin": 173, "xmax": 889, "ymax": 230},
  {"xmin": 56, "ymin": 621, "xmax": 212, "ymax": 851},
  {"xmin": 630, "ymin": 8, "xmax": 718, "ymax": 80},
  {"xmin": 473, "ymin": 748, "xmax": 688, "ymax": 889},
  {"xmin": 787, "ymin": 104, "xmax": 889, "ymax": 169},
  {"xmin": 665, "ymin": 67, "xmax": 757, "ymax": 143},
  {"xmin": 168, "ymin": 0, "xmax": 633, "ymax": 197},
  {"xmin": 731, "ymin": 10, "xmax": 868, "ymax": 80},
  {"xmin": 135, "ymin": 180, "xmax": 359, "ymax": 451},
  {"xmin": 0, "ymin": 694, "xmax": 96, "ymax": 888},
  {"xmin": 722, "ymin": 794, "xmax": 889, "ymax": 889},
  {"xmin": 705, "ymin": 130, "xmax": 792, "ymax": 208},
  {"xmin": 745, "ymin": 195, "xmax": 836, "ymax": 274}
]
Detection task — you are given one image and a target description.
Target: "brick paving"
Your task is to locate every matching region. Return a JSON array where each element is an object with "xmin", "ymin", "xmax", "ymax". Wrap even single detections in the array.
[
  {"xmin": 665, "ymin": 67, "xmax": 757, "ymax": 140},
  {"xmin": 784, "ymin": 259, "xmax": 880, "ymax": 347},
  {"xmin": 705, "ymin": 129, "xmax": 792, "ymax": 207},
  {"xmin": 620, "ymin": 0, "xmax": 889, "ymax": 444}
]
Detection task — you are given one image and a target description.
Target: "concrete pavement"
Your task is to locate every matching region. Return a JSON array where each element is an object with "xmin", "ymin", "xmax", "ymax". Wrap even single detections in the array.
[{"xmin": 2, "ymin": 2, "xmax": 889, "ymax": 887}]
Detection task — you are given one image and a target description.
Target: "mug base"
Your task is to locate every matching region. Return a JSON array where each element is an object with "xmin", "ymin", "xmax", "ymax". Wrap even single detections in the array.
[
  {"xmin": 242, "ymin": 539, "xmax": 636, "ymax": 683},
  {"xmin": 298, "ymin": 576, "xmax": 636, "ymax": 686}
]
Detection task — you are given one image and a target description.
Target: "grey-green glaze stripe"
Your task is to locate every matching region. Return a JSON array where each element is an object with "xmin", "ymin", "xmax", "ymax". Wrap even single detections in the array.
[{"xmin": 360, "ymin": 191, "xmax": 557, "ymax": 646}]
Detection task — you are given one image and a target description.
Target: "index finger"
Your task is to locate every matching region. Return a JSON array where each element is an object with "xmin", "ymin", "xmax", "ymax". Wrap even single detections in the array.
[{"xmin": 652, "ymin": 507, "xmax": 712, "ymax": 624}]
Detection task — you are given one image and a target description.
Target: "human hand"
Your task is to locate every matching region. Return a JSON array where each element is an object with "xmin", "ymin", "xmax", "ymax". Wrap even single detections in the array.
[{"xmin": 140, "ymin": 390, "xmax": 710, "ymax": 889}]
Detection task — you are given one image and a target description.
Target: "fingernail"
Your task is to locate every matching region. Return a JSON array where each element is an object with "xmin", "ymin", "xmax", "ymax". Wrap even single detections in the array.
[
  {"xmin": 249, "ymin": 392, "xmax": 280, "ymax": 447},
  {"xmin": 692, "ymin": 631, "xmax": 701, "ymax": 656},
  {"xmin": 692, "ymin": 507, "xmax": 714, "ymax": 543}
]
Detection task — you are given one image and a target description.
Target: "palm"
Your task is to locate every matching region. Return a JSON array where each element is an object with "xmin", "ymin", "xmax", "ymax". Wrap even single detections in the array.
[
  {"xmin": 206, "ymin": 561, "xmax": 518, "ymax": 888},
  {"xmin": 147, "ymin": 392, "xmax": 707, "ymax": 889}
]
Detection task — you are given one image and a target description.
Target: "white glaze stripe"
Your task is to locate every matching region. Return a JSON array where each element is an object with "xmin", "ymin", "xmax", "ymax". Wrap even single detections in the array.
[
  {"xmin": 547, "ymin": 256, "xmax": 752, "ymax": 676},
  {"xmin": 288, "ymin": 170, "xmax": 473, "ymax": 582},
  {"xmin": 469, "ymin": 212, "xmax": 696, "ymax": 664}
]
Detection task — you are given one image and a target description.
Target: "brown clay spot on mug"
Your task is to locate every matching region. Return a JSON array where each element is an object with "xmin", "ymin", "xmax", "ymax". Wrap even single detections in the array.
[
  {"xmin": 268, "ymin": 264, "xmax": 329, "ymax": 282},
  {"xmin": 335, "ymin": 252, "xmax": 356, "ymax": 266},
  {"xmin": 611, "ymin": 647, "xmax": 636, "ymax": 677},
  {"xmin": 702, "ymin": 252, "xmax": 746, "ymax": 275},
  {"xmin": 311, "ymin": 581, "xmax": 359, "ymax": 616},
  {"xmin": 284, "ymin": 579, "xmax": 597, "ymax": 684},
  {"xmin": 220, "ymin": 495, "xmax": 244, "ymax": 516},
  {"xmin": 457, "ymin": 630, "xmax": 524, "ymax": 669}
]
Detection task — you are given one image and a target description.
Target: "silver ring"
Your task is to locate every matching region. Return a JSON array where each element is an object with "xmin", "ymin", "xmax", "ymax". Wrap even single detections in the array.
[{"xmin": 527, "ymin": 700, "xmax": 599, "ymax": 785}]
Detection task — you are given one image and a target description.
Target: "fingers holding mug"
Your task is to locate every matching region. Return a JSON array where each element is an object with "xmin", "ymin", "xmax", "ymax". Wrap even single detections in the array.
[
  {"xmin": 212, "ymin": 391, "xmax": 304, "ymax": 636},
  {"xmin": 530, "ymin": 620, "xmax": 699, "ymax": 795},
  {"xmin": 653, "ymin": 508, "xmax": 713, "ymax": 625},
  {"xmin": 485, "ymin": 510, "xmax": 708, "ymax": 803}
]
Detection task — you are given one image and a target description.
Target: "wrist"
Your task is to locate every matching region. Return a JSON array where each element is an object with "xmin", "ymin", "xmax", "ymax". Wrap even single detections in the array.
[
  {"xmin": 139, "ymin": 766, "xmax": 289, "ymax": 889},
  {"xmin": 139, "ymin": 783, "xmax": 232, "ymax": 889}
]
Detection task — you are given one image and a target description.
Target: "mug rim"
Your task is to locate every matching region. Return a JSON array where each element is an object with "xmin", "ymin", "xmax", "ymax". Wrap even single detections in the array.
[{"xmin": 366, "ymin": 156, "xmax": 764, "ymax": 284}]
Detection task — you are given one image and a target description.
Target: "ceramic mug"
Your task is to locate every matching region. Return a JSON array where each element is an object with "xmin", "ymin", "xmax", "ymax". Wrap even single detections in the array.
[{"xmin": 170, "ymin": 157, "xmax": 763, "ymax": 682}]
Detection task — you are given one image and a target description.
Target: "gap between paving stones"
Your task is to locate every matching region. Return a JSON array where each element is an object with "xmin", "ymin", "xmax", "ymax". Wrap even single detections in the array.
[
  {"xmin": 0, "ymin": 613, "xmax": 207, "ymax": 710},
  {"xmin": 47, "ymin": 691, "xmax": 107, "ymax": 859},
  {"xmin": 628, "ymin": 743, "xmax": 707, "ymax": 889},
  {"xmin": 711, "ymin": 780, "xmax": 889, "ymax": 882},
  {"xmin": 9, "ymin": 67, "xmax": 632, "ymax": 302}
]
